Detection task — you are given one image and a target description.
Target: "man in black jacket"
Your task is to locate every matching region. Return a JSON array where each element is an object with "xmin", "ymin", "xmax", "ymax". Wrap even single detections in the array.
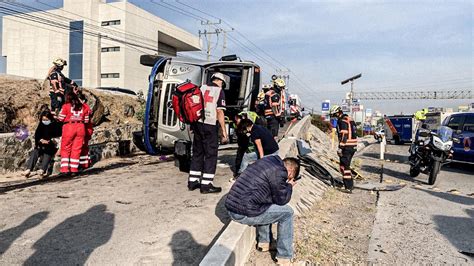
[{"xmin": 225, "ymin": 156, "xmax": 300, "ymax": 264}]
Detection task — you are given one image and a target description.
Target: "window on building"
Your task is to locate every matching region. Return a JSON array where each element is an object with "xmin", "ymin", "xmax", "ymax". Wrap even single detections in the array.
[
  {"xmin": 69, "ymin": 20, "xmax": 83, "ymax": 86},
  {"xmin": 101, "ymin": 47, "xmax": 120, "ymax": 52},
  {"xmin": 101, "ymin": 20, "xmax": 121, "ymax": 26},
  {"xmin": 101, "ymin": 73, "xmax": 120, "ymax": 78}
]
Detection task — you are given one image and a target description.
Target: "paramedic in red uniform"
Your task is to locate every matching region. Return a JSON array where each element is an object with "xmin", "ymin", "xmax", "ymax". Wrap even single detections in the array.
[
  {"xmin": 330, "ymin": 105, "xmax": 358, "ymax": 192},
  {"xmin": 188, "ymin": 73, "xmax": 228, "ymax": 194},
  {"xmin": 78, "ymin": 92, "xmax": 93, "ymax": 169},
  {"xmin": 58, "ymin": 92, "xmax": 91, "ymax": 175}
]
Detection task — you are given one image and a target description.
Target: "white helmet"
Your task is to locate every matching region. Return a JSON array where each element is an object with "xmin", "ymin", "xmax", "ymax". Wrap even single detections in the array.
[
  {"xmin": 211, "ymin": 72, "xmax": 227, "ymax": 88},
  {"xmin": 53, "ymin": 58, "xmax": 67, "ymax": 67}
]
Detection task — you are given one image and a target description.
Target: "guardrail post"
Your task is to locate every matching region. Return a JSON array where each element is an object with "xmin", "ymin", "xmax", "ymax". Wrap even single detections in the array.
[{"xmin": 380, "ymin": 135, "xmax": 386, "ymax": 160}]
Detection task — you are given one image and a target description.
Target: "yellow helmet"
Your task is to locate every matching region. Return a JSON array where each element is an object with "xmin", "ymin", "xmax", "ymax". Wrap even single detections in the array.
[
  {"xmin": 273, "ymin": 78, "xmax": 286, "ymax": 88},
  {"xmin": 329, "ymin": 105, "xmax": 342, "ymax": 116},
  {"xmin": 52, "ymin": 58, "xmax": 67, "ymax": 67},
  {"xmin": 257, "ymin": 91, "xmax": 265, "ymax": 102}
]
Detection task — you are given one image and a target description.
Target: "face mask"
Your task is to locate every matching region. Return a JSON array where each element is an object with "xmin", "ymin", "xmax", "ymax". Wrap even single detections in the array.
[{"xmin": 42, "ymin": 120, "xmax": 51, "ymax": 125}]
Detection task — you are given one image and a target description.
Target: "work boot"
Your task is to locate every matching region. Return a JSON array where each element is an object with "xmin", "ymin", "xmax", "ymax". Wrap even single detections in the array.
[
  {"xmin": 188, "ymin": 181, "xmax": 200, "ymax": 191},
  {"xmin": 200, "ymin": 183, "xmax": 222, "ymax": 194},
  {"xmin": 36, "ymin": 169, "xmax": 44, "ymax": 176}
]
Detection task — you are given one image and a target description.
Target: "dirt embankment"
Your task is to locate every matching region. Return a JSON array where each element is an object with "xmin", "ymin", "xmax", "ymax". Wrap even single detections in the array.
[{"xmin": 0, "ymin": 75, "xmax": 142, "ymax": 133}]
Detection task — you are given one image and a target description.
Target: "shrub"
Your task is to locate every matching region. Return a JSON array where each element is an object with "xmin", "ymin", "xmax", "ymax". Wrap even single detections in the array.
[{"xmin": 310, "ymin": 114, "xmax": 332, "ymax": 133}]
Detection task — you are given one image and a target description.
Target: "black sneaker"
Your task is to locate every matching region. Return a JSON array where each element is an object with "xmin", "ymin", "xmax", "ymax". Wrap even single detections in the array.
[
  {"xmin": 188, "ymin": 181, "xmax": 200, "ymax": 191},
  {"xmin": 200, "ymin": 183, "xmax": 222, "ymax": 194}
]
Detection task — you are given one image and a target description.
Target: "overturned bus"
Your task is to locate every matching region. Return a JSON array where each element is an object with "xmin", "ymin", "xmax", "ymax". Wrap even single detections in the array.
[{"xmin": 134, "ymin": 54, "xmax": 261, "ymax": 171}]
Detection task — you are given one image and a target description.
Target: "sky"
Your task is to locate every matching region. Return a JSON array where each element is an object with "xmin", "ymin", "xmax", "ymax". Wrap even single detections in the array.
[{"xmin": 0, "ymin": 0, "xmax": 472, "ymax": 114}]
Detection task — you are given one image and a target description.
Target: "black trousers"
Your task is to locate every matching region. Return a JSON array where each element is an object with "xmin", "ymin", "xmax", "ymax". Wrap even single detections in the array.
[
  {"xmin": 266, "ymin": 116, "xmax": 279, "ymax": 137},
  {"xmin": 26, "ymin": 147, "xmax": 57, "ymax": 172},
  {"xmin": 189, "ymin": 123, "xmax": 219, "ymax": 184},
  {"xmin": 339, "ymin": 147, "xmax": 356, "ymax": 190},
  {"xmin": 234, "ymin": 134, "xmax": 249, "ymax": 177}
]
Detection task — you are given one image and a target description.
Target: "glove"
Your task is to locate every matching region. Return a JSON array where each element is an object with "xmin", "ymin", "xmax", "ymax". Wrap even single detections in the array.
[{"xmin": 337, "ymin": 148, "xmax": 343, "ymax": 157}]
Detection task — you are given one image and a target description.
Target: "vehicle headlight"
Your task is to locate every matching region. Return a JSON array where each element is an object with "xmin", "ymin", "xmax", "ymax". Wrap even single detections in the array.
[{"xmin": 433, "ymin": 137, "xmax": 451, "ymax": 151}]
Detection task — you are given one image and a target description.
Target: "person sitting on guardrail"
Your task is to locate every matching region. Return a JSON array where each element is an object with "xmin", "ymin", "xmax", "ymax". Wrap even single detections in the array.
[
  {"xmin": 22, "ymin": 110, "xmax": 62, "ymax": 178},
  {"xmin": 225, "ymin": 156, "xmax": 300, "ymax": 265}
]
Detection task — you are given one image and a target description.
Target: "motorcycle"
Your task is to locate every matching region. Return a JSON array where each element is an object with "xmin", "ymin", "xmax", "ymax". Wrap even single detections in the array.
[{"xmin": 408, "ymin": 126, "xmax": 458, "ymax": 185}]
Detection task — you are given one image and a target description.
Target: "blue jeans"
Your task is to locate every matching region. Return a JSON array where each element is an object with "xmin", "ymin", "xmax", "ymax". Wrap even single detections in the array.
[
  {"xmin": 228, "ymin": 204, "xmax": 294, "ymax": 259},
  {"xmin": 238, "ymin": 150, "xmax": 280, "ymax": 174},
  {"xmin": 238, "ymin": 152, "xmax": 258, "ymax": 174}
]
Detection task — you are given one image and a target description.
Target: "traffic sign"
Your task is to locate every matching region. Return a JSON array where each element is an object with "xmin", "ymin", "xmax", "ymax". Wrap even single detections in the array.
[
  {"xmin": 322, "ymin": 101, "xmax": 330, "ymax": 112},
  {"xmin": 352, "ymin": 103, "xmax": 360, "ymax": 112}
]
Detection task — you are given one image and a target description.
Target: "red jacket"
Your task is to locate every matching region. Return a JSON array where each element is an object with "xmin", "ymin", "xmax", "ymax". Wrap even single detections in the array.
[{"xmin": 58, "ymin": 103, "xmax": 91, "ymax": 123}]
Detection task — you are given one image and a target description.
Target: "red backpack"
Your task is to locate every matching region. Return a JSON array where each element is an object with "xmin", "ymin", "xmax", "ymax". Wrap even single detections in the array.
[{"xmin": 172, "ymin": 81, "xmax": 204, "ymax": 124}]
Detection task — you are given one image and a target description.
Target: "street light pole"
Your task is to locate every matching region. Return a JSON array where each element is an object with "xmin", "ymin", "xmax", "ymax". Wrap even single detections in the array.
[{"xmin": 341, "ymin": 73, "xmax": 362, "ymax": 118}]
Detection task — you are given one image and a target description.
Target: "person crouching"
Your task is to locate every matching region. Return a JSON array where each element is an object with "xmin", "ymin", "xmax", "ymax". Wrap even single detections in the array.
[
  {"xmin": 225, "ymin": 156, "xmax": 300, "ymax": 265},
  {"xmin": 57, "ymin": 92, "xmax": 91, "ymax": 175}
]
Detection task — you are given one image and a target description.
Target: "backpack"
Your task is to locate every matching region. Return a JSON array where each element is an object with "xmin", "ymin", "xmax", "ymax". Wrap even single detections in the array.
[{"xmin": 172, "ymin": 81, "xmax": 204, "ymax": 124}]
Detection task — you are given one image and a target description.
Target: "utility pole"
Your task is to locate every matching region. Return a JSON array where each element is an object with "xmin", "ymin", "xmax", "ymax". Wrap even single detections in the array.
[
  {"xmin": 199, "ymin": 20, "xmax": 222, "ymax": 61},
  {"xmin": 276, "ymin": 68, "xmax": 291, "ymax": 91},
  {"xmin": 221, "ymin": 28, "xmax": 234, "ymax": 56}
]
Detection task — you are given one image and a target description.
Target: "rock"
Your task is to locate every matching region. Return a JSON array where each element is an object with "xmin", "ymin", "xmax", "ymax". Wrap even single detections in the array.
[{"xmin": 123, "ymin": 104, "xmax": 135, "ymax": 117}]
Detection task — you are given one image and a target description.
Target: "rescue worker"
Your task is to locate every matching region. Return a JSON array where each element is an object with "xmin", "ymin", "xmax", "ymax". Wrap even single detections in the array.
[
  {"xmin": 233, "ymin": 111, "xmax": 264, "ymax": 180},
  {"xmin": 330, "ymin": 105, "xmax": 358, "ymax": 192},
  {"xmin": 78, "ymin": 92, "xmax": 93, "ymax": 169},
  {"xmin": 48, "ymin": 58, "xmax": 78, "ymax": 114},
  {"xmin": 57, "ymin": 92, "xmax": 91, "ymax": 175},
  {"xmin": 264, "ymin": 79, "xmax": 285, "ymax": 138},
  {"xmin": 188, "ymin": 73, "xmax": 228, "ymax": 194}
]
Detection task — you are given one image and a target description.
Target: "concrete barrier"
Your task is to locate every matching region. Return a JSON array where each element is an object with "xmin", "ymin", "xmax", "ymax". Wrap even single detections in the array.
[{"xmin": 200, "ymin": 116, "xmax": 335, "ymax": 265}]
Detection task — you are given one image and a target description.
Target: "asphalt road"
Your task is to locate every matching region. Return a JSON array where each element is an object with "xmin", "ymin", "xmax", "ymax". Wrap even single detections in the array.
[
  {"xmin": 361, "ymin": 143, "xmax": 474, "ymax": 264},
  {"xmin": 0, "ymin": 152, "xmax": 236, "ymax": 265}
]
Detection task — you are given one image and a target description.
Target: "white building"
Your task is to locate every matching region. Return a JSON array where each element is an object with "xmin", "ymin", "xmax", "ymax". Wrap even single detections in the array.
[{"xmin": 1, "ymin": 0, "xmax": 201, "ymax": 94}]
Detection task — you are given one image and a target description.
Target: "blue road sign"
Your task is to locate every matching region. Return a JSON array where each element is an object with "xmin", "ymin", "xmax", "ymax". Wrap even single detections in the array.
[{"xmin": 322, "ymin": 102, "xmax": 330, "ymax": 112}]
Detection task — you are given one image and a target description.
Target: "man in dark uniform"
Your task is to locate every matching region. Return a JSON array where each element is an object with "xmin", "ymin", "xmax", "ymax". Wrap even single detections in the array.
[
  {"xmin": 188, "ymin": 73, "xmax": 229, "ymax": 194},
  {"xmin": 330, "ymin": 105, "xmax": 358, "ymax": 192},
  {"xmin": 48, "ymin": 58, "xmax": 78, "ymax": 114},
  {"xmin": 264, "ymin": 79, "xmax": 284, "ymax": 138}
]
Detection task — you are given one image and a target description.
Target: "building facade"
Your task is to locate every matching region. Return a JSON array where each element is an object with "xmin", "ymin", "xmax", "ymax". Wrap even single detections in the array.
[{"xmin": 1, "ymin": 0, "xmax": 201, "ymax": 94}]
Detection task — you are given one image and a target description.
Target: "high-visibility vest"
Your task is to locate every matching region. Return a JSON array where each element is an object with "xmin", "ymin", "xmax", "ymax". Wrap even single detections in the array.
[{"xmin": 337, "ymin": 115, "xmax": 358, "ymax": 147}]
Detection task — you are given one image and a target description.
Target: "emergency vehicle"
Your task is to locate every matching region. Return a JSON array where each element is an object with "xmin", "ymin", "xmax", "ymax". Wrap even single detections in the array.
[
  {"xmin": 383, "ymin": 115, "xmax": 416, "ymax": 144},
  {"xmin": 133, "ymin": 54, "xmax": 261, "ymax": 170}
]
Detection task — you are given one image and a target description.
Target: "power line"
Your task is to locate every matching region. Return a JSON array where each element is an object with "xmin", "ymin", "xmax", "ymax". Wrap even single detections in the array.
[{"xmin": 0, "ymin": 6, "xmax": 159, "ymax": 53}]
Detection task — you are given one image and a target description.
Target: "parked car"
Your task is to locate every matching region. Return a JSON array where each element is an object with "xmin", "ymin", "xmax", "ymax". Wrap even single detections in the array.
[{"xmin": 442, "ymin": 112, "xmax": 474, "ymax": 164}]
